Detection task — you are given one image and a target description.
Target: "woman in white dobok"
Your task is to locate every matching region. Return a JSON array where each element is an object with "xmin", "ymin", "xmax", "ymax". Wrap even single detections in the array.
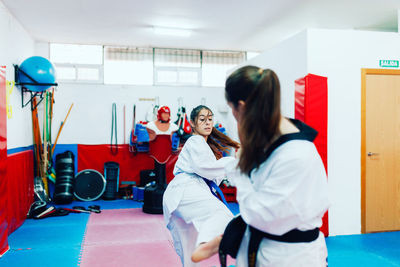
[
  {"xmin": 192, "ymin": 66, "xmax": 330, "ymax": 267},
  {"xmin": 163, "ymin": 105, "xmax": 239, "ymax": 267}
]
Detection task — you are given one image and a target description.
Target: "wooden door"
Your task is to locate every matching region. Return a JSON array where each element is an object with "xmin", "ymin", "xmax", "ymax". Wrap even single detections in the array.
[{"xmin": 362, "ymin": 69, "xmax": 400, "ymax": 233}]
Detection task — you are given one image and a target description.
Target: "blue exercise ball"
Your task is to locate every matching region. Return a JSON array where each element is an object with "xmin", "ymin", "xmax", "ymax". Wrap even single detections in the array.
[{"xmin": 19, "ymin": 56, "xmax": 56, "ymax": 92}]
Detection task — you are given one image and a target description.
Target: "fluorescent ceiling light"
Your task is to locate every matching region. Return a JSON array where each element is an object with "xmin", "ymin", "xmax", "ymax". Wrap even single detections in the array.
[{"xmin": 153, "ymin": 27, "xmax": 192, "ymax": 37}]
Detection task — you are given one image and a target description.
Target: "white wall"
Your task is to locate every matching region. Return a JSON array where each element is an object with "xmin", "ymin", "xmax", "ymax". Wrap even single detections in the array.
[
  {"xmin": 236, "ymin": 28, "xmax": 400, "ymax": 236},
  {"xmin": 0, "ymin": 1, "xmax": 35, "ymax": 149},
  {"xmin": 223, "ymin": 31, "xmax": 308, "ymax": 144},
  {"xmin": 51, "ymin": 83, "xmax": 232, "ymax": 144},
  {"xmin": 307, "ymin": 28, "xmax": 400, "ymax": 235},
  {"xmin": 230, "ymin": 30, "xmax": 309, "ymax": 118},
  {"xmin": 0, "ymin": 6, "xmax": 235, "ymax": 149}
]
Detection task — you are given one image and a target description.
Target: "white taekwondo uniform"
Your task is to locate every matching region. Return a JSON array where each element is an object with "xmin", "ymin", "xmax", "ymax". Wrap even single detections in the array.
[
  {"xmin": 163, "ymin": 135, "xmax": 235, "ymax": 267},
  {"xmin": 225, "ymin": 130, "xmax": 330, "ymax": 266}
]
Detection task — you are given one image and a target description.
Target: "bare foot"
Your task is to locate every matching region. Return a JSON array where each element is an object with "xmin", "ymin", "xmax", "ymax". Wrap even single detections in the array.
[{"xmin": 191, "ymin": 235, "xmax": 222, "ymax": 263}]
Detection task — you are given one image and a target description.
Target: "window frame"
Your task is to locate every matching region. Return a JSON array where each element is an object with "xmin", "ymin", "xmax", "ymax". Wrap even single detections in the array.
[
  {"xmin": 55, "ymin": 63, "xmax": 104, "ymax": 84},
  {"xmin": 154, "ymin": 66, "xmax": 202, "ymax": 87}
]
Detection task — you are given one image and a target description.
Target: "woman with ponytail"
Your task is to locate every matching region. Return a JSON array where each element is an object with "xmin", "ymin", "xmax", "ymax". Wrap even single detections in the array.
[
  {"xmin": 192, "ymin": 66, "xmax": 329, "ymax": 266},
  {"xmin": 163, "ymin": 105, "xmax": 240, "ymax": 267}
]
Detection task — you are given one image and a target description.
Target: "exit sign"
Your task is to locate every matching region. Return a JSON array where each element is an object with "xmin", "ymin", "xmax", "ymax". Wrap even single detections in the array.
[{"xmin": 379, "ymin": 60, "xmax": 399, "ymax": 68}]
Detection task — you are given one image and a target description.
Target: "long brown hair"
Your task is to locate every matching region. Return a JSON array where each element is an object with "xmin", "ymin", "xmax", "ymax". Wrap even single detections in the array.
[
  {"xmin": 190, "ymin": 105, "xmax": 240, "ymax": 159},
  {"xmin": 225, "ymin": 66, "xmax": 281, "ymax": 174}
]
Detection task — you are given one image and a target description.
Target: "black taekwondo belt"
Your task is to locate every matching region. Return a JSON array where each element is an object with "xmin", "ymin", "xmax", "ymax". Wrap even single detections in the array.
[{"xmin": 219, "ymin": 215, "xmax": 320, "ymax": 267}]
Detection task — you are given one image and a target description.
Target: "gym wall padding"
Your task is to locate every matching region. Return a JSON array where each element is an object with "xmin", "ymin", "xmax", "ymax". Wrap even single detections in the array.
[
  {"xmin": 77, "ymin": 144, "xmax": 178, "ymax": 185},
  {"xmin": 295, "ymin": 73, "xmax": 329, "ymax": 236},
  {"xmin": 6, "ymin": 150, "xmax": 34, "ymax": 234},
  {"xmin": 0, "ymin": 66, "xmax": 8, "ymax": 256}
]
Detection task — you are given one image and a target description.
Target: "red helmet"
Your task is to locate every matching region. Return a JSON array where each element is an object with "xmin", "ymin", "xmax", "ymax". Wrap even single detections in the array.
[{"xmin": 157, "ymin": 106, "xmax": 171, "ymax": 122}]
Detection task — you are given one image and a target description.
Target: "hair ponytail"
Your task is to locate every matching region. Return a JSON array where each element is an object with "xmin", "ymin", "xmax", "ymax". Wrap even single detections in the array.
[
  {"xmin": 225, "ymin": 66, "xmax": 281, "ymax": 174},
  {"xmin": 208, "ymin": 127, "xmax": 240, "ymax": 159}
]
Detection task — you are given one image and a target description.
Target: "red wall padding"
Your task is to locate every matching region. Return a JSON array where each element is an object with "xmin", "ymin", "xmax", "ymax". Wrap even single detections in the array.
[
  {"xmin": 6, "ymin": 150, "xmax": 34, "ymax": 234},
  {"xmin": 0, "ymin": 66, "xmax": 8, "ymax": 256},
  {"xmin": 295, "ymin": 73, "xmax": 329, "ymax": 236},
  {"xmin": 77, "ymin": 144, "xmax": 178, "ymax": 185}
]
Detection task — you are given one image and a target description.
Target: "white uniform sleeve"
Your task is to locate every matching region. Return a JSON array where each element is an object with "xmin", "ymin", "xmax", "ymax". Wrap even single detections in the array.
[
  {"xmin": 186, "ymin": 135, "xmax": 235, "ymax": 185},
  {"xmin": 226, "ymin": 143, "xmax": 329, "ymax": 235}
]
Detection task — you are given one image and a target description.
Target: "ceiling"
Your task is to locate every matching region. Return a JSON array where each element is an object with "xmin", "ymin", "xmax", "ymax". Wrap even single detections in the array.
[{"xmin": 2, "ymin": 0, "xmax": 400, "ymax": 52}]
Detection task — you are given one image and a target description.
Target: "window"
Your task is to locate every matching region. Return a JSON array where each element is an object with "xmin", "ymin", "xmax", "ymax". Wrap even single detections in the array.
[
  {"xmin": 154, "ymin": 67, "xmax": 201, "ymax": 86},
  {"xmin": 55, "ymin": 66, "xmax": 76, "ymax": 80},
  {"xmin": 104, "ymin": 47, "xmax": 153, "ymax": 85},
  {"xmin": 77, "ymin": 67, "xmax": 101, "ymax": 81},
  {"xmin": 50, "ymin": 44, "xmax": 103, "ymax": 64},
  {"xmin": 54, "ymin": 64, "xmax": 103, "ymax": 83},
  {"xmin": 202, "ymin": 51, "xmax": 246, "ymax": 87},
  {"xmin": 50, "ymin": 44, "xmax": 103, "ymax": 83},
  {"xmin": 50, "ymin": 43, "xmax": 248, "ymax": 86},
  {"xmin": 154, "ymin": 48, "xmax": 201, "ymax": 86},
  {"xmin": 154, "ymin": 48, "xmax": 201, "ymax": 68}
]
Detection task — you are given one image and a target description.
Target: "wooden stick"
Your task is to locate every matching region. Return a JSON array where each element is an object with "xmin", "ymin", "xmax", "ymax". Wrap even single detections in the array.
[
  {"xmin": 42, "ymin": 92, "xmax": 49, "ymax": 196},
  {"xmin": 31, "ymin": 97, "xmax": 42, "ymax": 177},
  {"xmin": 51, "ymin": 103, "xmax": 74, "ymax": 155}
]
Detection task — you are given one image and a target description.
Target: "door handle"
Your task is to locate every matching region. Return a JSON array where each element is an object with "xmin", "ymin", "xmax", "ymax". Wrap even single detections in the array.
[{"xmin": 367, "ymin": 152, "xmax": 379, "ymax": 156}]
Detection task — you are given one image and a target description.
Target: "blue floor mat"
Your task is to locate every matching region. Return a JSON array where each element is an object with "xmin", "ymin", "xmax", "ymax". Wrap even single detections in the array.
[
  {"xmin": 2, "ymin": 213, "xmax": 89, "ymax": 267},
  {"xmin": 7, "ymin": 214, "xmax": 89, "ymax": 249},
  {"xmin": 2, "ymin": 246, "xmax": 82, "ymax": 267},
  {"xmin": 326, "ymin": 231, "xmax": 400, "ymax": 267},
  {"xmin": 3, "ymin": 199, "xmax": 400, "ymax": 267}
]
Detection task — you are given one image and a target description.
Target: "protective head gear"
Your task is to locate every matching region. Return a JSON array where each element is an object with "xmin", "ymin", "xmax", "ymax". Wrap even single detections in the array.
[{"xmin": 157, "ymin": 106, "xmax": 171, "ymax": 123}]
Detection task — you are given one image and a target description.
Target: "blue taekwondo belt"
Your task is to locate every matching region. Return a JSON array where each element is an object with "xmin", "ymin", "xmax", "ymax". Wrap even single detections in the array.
[{"xmin": 202, "ymin": 178, "xmax": 229, "ymax": 207}]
